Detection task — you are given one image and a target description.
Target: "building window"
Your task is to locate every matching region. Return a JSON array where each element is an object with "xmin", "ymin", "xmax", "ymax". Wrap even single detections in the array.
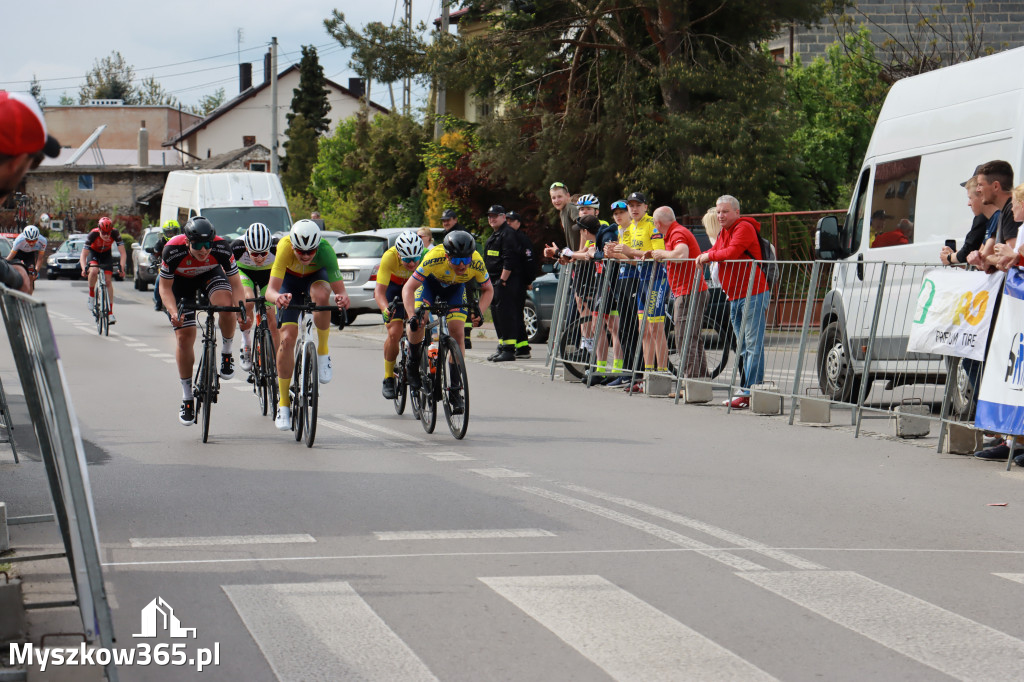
[
  {"xmin": 247, "ymin": 161, "xmax": 268, "ymax": 172},
  {"xmin": 770, "ymin": 47, "xmax": 786, "ymax": 64},
  {"xmin": 78, "ymin": 175, "xmax": 94, "ymax": 191},
  {"xmin": 477, "ymin": 102, "xmax": 491, "ymax": 118}
]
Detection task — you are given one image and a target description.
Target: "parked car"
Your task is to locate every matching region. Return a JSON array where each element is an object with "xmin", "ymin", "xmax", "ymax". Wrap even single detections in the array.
[
  {"xmin": 0, "ymin": 236, "xmax": 11, "ymax": 259},
  {"xmin": 131, "ymin": 227, "xmax": 163, "ymax": 291},
  {"xmin": 334, "ymin": 227, "xmax": 445, "ymax": 321},
  {"xmin": 45, "ymin": 234, "xmax": 88, "ymax": 279}
]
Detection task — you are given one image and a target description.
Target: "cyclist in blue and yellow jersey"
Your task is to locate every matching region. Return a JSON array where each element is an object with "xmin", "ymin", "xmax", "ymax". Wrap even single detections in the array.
[
  {"xmin": 401, "ymin": 231, "xmax": 494, "ymax": 407},
  {"xmin": 265, "ymin": 219, "xmax": 350, "ymax": 431},
  {"xmin": 231, "ymin": 222, "xmax": 280, "ymax": 372},
  {"xmin": 375, "ymin": 231, "xmax": 424, "ymax": 400},
  {"xmin": 621, "ymin": 192, "xmax": 669, "ymax": 377}
]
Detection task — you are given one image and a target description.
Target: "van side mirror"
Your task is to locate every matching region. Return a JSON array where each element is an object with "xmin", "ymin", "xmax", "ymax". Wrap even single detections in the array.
[{"xmin": 816, "ymin": 215, "xmax": 841, "ymax": 260}]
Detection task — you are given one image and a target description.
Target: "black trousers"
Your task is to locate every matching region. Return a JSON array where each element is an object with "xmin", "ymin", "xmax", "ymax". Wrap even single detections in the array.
[{"xmin": 493, "ymin": 276, "xmax": 526, "ymax": 345}]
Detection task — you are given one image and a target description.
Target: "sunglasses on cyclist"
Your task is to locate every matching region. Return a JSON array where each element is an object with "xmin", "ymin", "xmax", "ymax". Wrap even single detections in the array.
[
  {"xmin": 401, "ymin": 255, "xmax": 421, "ymax": 264},
  {"xmin": 448, "ymin": 256, "xmax": 473, "ymax": 266},
  {"xmin": 189, "ymin": 241, "xmax": 213, "ymax": 250},
  {"xmin": 295, "ymin": 246, "xmax": 317, "ymax": 255},
  {"xmin": 249, "ymin": 250, "xmax": 269, "ymax": 258}
]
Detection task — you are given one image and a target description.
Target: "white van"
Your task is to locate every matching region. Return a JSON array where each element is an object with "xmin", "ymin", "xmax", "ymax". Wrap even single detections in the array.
[
  {"xmin": 815, "ymin": 46, "xmax": 1024, "ymax": 405},
  {"xmin": 159, "ymin": 170, "xmax": 292, "ymax": 238}
]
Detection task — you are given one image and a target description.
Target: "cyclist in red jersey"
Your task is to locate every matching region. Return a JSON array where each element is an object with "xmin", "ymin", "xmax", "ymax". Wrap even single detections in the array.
[{"xmin": 79, "ymin": 216, "xmax": 126, "ymax": 323}]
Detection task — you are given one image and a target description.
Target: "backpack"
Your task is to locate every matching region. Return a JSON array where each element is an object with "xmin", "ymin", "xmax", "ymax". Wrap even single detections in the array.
[{"xmin": 747, "ymin": 228, "xmax": 778, "ymax": 288}]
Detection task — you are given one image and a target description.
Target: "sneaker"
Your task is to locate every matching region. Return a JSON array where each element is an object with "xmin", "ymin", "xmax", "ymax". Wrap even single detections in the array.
[
  {"xmin": 974, "ymin": 444, "xmax": 1010, "ymax": 461},
  {"xmin": 626, "ymin": 381, "xmax": 644, "ymax": 394},
  {"xmin": 983, "ymin": 435, "xmax": 1005, "ymax": 449},
  {"xmin": 275, "ymin": 405, "xmax": 291, "ymax": 431},
  {"xmin": 108, "ymin": 313, "xmax": 116, "ymax": 325},
  {"xmin": 464, "ymin": 337, "xmax": 473, "ymax": 350},
  {"xmin": 1014, "ymin": 452, "xmax": 1024, "ymax": 467},
  {"xmin": 317, "ymin": 354, "xmax": 333, "ymax": 384},
  {"xmin": 87, "ymin": 295, "xmax": 95, "ymax": 312},
  {"xmin": 447, "ymin": 389, "xmax": 465, "ymax": 415},
  {"xmin": 408, "ymin": 367, "xmax": 422, "ymax": 392},
  {"xmin": 219, "ymin": 354, "xmax": 235, "ymax": 380},
  {"xmin": 493, "ymin": 349, "xmax": 516, "ymax": 362},
  {"xmin": 605, "ymin": 376, "xmax": 629, "ymax": 388},
  {"xmin": 178, "ymin": 400, "xmax": 195, "ymax": 426},
  {"xmin": 515, "ymin": 346, "xmax": 531, "ymax": 359},
  {"xmin": 239, "ymin": 347, "xmax": 253, "ymax": 372},
  {"xmin": 729, "ymin": 395, "xmax": 750, "ymax": 409},
  {"xmin": 382, "ymin": 377, "xmax": 397, "ymax": 400}
]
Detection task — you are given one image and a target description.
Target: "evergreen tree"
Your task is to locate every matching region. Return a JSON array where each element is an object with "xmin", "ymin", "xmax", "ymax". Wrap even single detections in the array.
[
  {"xmin": 29, "ymin": 76, "xmax": 45, "ymax": 107},
  {"xmin": 281, "ymin": 46, "xmax": 332, "ymax": 197},
  {"xmin": 280, "ymin": 115, "xmax": 320, "ymax": 199},
  {"xmin": 79, "ymin": 51, "xmax": 138, "ymax": 103}
]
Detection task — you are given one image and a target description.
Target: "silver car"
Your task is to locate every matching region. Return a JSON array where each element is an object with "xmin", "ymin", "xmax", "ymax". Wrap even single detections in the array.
[
  {"xmin": 132, "ymin": 227, "xmax": 163, "ymax": 291},
  {"xmin": 334, "ymin": 227, "xmax": 444, "ymax": 321}
]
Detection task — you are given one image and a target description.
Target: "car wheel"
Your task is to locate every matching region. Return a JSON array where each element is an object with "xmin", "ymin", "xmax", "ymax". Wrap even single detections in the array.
[
  {"xmin": 817, "ymin": 320, "xmax": 861, "ymax": 402},
  {"xmin": 134, "ymin": 272, "xmax": 146, "ymax": 291},
  {"xmin": 524, "ymin": 299, "xmax": 546, "ymax": 344},
  {"xmin": 46, "ymin": 271, "xmax": 57, "ymax": 280}
]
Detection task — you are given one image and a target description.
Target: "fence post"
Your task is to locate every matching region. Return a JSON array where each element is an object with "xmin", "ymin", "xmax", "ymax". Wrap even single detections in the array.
[
  {"xmin": 788, "ymin": 260, "xmax": 822, "ymax": 425},
  {"xmin": 627, "ymin": 262, "xmax": 658, "ymax": 397},
  {"xmin": 854, "ymin": 262, "xmax": 889, "ymax": 438},
  {"xmin": 726, "ymin": 260, "xmax": 759, "ymax": 413},
  {"xmin": 935, "ymin": 358, "xmax": 960, "ymax": 453},
  {"xmin": 547, "ymin": 261, "xmax": 572, "ymax": 380},
  {"xmin": 672, "ymin": 262, "xmax": 704, "ymax": 404}
]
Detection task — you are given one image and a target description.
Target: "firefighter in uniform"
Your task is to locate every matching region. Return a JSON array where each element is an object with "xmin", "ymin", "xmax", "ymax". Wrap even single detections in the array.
[{"xmin": 483, "ymin": 205, "xmax": 524, "ymax": 362}]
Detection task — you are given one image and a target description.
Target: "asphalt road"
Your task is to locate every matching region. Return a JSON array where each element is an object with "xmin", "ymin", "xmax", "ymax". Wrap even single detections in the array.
[{"xmin": 4, "ymin": 277, "xmax": 1024, "ymax": 681}]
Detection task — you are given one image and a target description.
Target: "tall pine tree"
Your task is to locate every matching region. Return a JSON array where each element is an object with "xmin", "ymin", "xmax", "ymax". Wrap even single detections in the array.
[{"xmin": 282, "ymin": 45, "xmax": 332, "ymax": 197}]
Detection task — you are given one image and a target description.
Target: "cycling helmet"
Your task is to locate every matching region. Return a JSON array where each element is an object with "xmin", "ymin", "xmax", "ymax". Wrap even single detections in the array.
[
  {"xmin": 183, "ymin": 216, "xmax": 216, "ymax": 243},
  {"xmin": 395, "ymin": 231, "xmax": 422, "ymax": 260},
  {"xmin": 97, "ymin": 216, "xmax": 113, "ymax": 232},
  {"xmin": 162, "ymin": 219, "xmax": 180, "ymax": 237},
  {"xmin": 243, "ymin": 222, "xmax": 273, "ymax": 253},
  {"xmin": 442, "ymin": 230, "xmax": 476, "ymax": 258},
  {"xmin": 576, "ymin": 194, "xmax": 599, "ymax": 208},
  {"xmin": 22, "ymin": 225, "xmax": 39, "ymax": 241},
  {"xmin": 289, "ymin": 219, "xmax": 321, "ymax": 251}
]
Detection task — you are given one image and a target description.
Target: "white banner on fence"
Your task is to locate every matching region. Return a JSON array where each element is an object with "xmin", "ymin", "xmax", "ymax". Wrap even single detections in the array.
[
  {"xmin": 907, "ymin": 267, "xmax": 1004, "ymax": 361},
  {"xmin": 977, "ymin": 269, "xmax": 1024, "ymax": 435}
]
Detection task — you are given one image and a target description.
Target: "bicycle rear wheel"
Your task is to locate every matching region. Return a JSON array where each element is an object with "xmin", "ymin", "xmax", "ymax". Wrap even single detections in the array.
[
  {"xmin": 292, "ymin": 351, "xmax": 303, "ymax": 442},
  {"xmin": 262, "ymin": 327, "xmax": 279, "ymax": 418},
  {"xmin": 253, "ymin": 329, "xmax": 269, "ymax": 416},
  {"xmin": 419, "ymin": 344, "xmax": 437, "ymax": 434},
  {"xmin": 439, "ymin": 337, "xmax": 469, "ymax": 440},
  {"xmin": 200, "ymin": 325, "xmax": 215, "ymax": 443},
  {"xmin": 557, "ymin": 317, "xmax": 588, "ymax": 380},
  {"xmin": 394, "ymin": 337, "xmax": 409, "ymax": 415},
  {"xmin": 302, "ymin": 342, "xmax": 319, "ymax": 448}
]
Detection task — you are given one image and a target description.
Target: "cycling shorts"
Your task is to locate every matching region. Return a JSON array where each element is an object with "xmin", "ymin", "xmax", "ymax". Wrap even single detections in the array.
[
  {"xmin": 383, "ymin": 282, "xmax": 408, "ymax": 322},
  {"xmin": 414, "ymin": 279, "xmax": 468, "ymax": 323},
  {"xmin": 637, "ymin": 269, "xmax": 669, "ymax": 323},
  {"xmin": 276, "ymin": 269, "xmax": 329, "ymax": 326},
  {"xmin": 87, "ymin": 250, "xmax": 116, "ymax": 272},
  {"xmin": 239, "ymin": 267, "xmax": 271, "ymax": 296},
  {"xmin": 170, "ymin": 268, "xmax": 231, "ymax": 329}
]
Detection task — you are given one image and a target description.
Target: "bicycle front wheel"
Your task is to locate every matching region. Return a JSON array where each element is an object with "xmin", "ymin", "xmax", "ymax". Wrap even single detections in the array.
[
  {"xmin": 394, "ymin": 337, "xmax": 409, "ymax": 416},
  {"xmin": 262, "ymin": 327, "xmax": 279, "ymax": 418},
  {"xmin": 200, "ymin": 325, "xmax": 215, "ymax": 443},
  {"xmin": 302, "ymin": 342, "xmax": 319, "ymax": 448},
  {"xmin": 292, "ymin": 351, "xmax": 303, "ymax": 442},
  {"xmin": 439, "ymin": 337, "xmax": 470, "ymax": 439},
  {"xmin": 557, "ymin": 317, "xmax": 589, "ymax": 380},
  {"xmin": 253, "ymin": 329, "xmax": 269, "ymax": 416}
]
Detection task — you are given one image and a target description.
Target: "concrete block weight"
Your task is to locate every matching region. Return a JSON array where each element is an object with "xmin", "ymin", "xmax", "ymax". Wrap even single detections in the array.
[
  {"xmin": 683, "ymin": 380, "xmax": 713, "ymax": 404},
  {"xmin": 644, "ymin": 374, "xmax": 672, "ymax": 396},
  {"xmin": 799, "ymin": 398, "xmax": 831, "ymax": 424},
  {"xmin": 942, "ymin": 423, "xmax": 983, "ymax": 455},
  {"xmin": 895, "ymin": 404, "xmax": 931, "ymax": 438},
  {"xmin": 750, "ymin": 383, "xmax": 782, "ymax": 415}
]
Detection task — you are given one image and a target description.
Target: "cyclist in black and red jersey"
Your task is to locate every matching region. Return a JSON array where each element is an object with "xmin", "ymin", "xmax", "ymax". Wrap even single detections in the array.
[
  {"xmin": 79, "ymin": 216, "xmax": 126, "ymax": 323},
  {"xmin": 157, "ymin": 216, "xmax": 245, "ymax": 425}
]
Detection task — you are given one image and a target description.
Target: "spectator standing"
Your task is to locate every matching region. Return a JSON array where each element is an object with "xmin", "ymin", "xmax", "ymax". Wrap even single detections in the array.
[
  {"xmin": 506, "ymin": 210, "xmax": 534, "ymax": 357},
  {"xmin": 603, "ymin": 199, "xmax": 639, "ymax": 386},
  {"xmin": 483, "ymin": 205, "xmax": 523, "ymax": 362},
  {"xmin": 441, "ymin": 208, "xmax": 471, "ymax": 237},
  {"xmin": 573, "ymin": 214, "xmax": 623, "ymax": 381},
  {"xmin": 650, "ymin": 206, "xmax": 709, "ymax": 380},
  {"xmin": 696, "ymin": 195, "xmax": 770, "ymax": 409},
  {"xmin": 941, "ymin": 169, "xmax": 996, "ymax": 266},
  {"xmin": 972, "ymin": 160, "xmax": 1021, "ymax": 271},
  {"xmin": 543, "ymin": 182, "xmax": 579, "ymax": 256},
  {"xmin": 417, "ymin": 226, "xmax": 433, "ymax": 251}
]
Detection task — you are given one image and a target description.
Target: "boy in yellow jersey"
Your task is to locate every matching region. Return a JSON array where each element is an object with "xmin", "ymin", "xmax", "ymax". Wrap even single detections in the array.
[
  {"xmin": 265, "ymin": 219, "xmax": 350, "ymax": 431},
  {"xmin": 375, "ymin": 231, "xmax": 424, "ymax": 399}
]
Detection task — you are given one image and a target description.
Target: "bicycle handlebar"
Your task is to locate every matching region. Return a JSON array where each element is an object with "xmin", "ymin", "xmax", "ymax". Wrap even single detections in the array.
[{"xmin": 179, "ymin": 299, "xmax": 248, "ymax": 324}]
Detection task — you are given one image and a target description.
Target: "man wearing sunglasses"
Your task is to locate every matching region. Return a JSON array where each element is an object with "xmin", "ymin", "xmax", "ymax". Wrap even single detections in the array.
[
  {"xmin": 266, "ymin": 219, "xmax": 350, "ymax": 431},
  {"xmin": 158, "ymin": 217, "xmax": 246, "ymax": 425},
  {"xmin": 402, "ymin": 231, "xmax": 494, "ymax": 409},
  {"xmin": 231, "ymin": 222, "xmax": 281, "ymax": 371},
  {"xmin": 375, "ymin": 231, "xmax": 425, "ymax": 399},
  {"xmin": 0, "ymin": 91, "xmax": 60, "ymax": 205},
  {"xmin": 7, "ymin": 224, "xmax": 47, "ymax": 293},
  {"xmin": 80, "ymin": 216, "xmax": 127, "ymax": 324}
]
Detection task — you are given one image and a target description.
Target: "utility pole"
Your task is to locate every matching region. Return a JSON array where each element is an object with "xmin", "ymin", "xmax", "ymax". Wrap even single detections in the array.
[
  {"xmin": 434, "ymin": 0, "xmax": 449, "ymax": 140},
  {"xmin": 403, "ymin": 0, "xmax": 412, "ymax": 116},
  {"xmin": 270, "ymin": 37, "xmax": 279, "ymax": 175}
]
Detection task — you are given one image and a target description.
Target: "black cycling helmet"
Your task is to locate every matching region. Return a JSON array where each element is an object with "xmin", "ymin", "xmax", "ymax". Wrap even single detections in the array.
[
  {"xmin": 184, "ymin": 216, "xmax": 216, "ymax": 243},
  {"xmin": 443, "ymin": 230, "xmax": 476, "ymax": 258}
]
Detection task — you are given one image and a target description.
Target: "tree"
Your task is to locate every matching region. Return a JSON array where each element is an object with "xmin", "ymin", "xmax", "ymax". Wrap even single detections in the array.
[
  {"xmin": 281, "ymin": 46, "xmax": 332, "ymax": 197},
  {"xmin": 58, "ymin": 92, "xmax": 74, "ymax": 105},
  {"xmin": 79, "ymin": 51, "xmax": 138, "ymax": 103},
  {"xmin": 29, "ymin": 76, "xmax": 45, "ymax": 107},
  {"xmin": 192, "ymin": 88, "xmax": 226, "ymax": 116},
  {"xmin": 280, "ymin": 115, "xmax": 320, "ymax": 198},
  {"xmin": 137, "ymin": 76, "xmax": 178, "ymax": 106}
]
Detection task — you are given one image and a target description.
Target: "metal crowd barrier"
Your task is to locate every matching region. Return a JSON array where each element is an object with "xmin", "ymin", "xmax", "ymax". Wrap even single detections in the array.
[
  {"xmin": 0, "ymin": 285, "xmax": 119, "ymax": 681},
  {"xmin": 545, "ymin": 256, "xmax": 992, "ymax": 448}
]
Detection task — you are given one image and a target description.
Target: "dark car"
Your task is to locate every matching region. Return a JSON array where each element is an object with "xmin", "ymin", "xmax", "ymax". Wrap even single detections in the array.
[{"xmin": 526, "ymin": 226, "xmax": 736, "ymax": 378}]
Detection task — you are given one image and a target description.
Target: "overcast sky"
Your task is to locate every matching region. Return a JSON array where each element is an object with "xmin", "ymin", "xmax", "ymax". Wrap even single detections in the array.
[{"xmin": 0, "ymin": 1, "xmax": 446, "ymax": 110}]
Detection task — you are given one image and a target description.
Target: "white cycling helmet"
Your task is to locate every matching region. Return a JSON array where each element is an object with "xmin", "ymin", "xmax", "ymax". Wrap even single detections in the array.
[
  {"xmin": 244, "ymin": 222, "xmax": 272, "ymax": 253},
  {"xmin": 23, "ymin": 225, "xmax": 40, "ymax": 241},
  {"xmin": 290, "ymin": 219, "xmax": 321, "ymax": 251},
  {"xmin": 576, "ymin": 194, "xmax": 599, "ymax": 208},
  {"xmin": 395, "ymin": 231, "xmax": 422, "ymax": 260}
]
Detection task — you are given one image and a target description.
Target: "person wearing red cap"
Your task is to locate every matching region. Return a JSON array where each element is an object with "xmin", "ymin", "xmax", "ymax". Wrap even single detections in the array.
[{"xmin": 0, "ymin": 91, "xmax": 60, "ymax": 203}]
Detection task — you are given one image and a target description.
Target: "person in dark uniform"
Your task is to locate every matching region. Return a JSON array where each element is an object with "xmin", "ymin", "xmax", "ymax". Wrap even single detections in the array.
[
  {"xmin": 506, "ymin": 210, "xmax": 534, "ymax": 358},
  {"xmin": 443, "ymin": 208, "xmax": 477, "ymax": 348},
  {"xmin": 483, "ymin": 205, "xmax": 524, "ymax": 362}
]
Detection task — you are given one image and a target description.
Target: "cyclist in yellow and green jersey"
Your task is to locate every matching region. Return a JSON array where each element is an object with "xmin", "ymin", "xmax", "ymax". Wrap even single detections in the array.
[{"xmin": 375, "ymin": 231, "xmax": 424, "ymax": 399}]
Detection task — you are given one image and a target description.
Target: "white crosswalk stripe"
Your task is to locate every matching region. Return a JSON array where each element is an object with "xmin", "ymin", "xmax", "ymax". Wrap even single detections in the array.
[
  {"xmin": 994, "ymin": 573, "xmax": 1024, "ymax": 585},
  {"xmin": 223, "ymin": 581, "xmax": 438, "ymax": 682},
  {"xmin": 481, "ymin": 575, "xmax": 777, "ymax": 681},
  {"xmin": 739, "ymin": 570, "xmax": 1024, "ymax": 681},
  {"xmin": 374, "ymin": 529, "xmax": 555, "ymax": 541},
  {"xmin": 130, "ymin": 534, "xmax": 315, "ymax": 548}
]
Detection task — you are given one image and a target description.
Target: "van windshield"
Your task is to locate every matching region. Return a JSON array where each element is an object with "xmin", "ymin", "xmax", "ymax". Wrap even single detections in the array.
[{"xmin": 200, "ymin": 207, "xmax": 291, "ymax": 235}]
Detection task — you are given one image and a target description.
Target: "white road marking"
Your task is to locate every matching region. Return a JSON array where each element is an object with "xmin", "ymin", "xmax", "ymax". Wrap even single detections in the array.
[
  {"xmin": 129, "ymin": 534, "xmax": 315, "ymax": 548},
  {"xmin": 561, "ymin": 484, "xmax": 825, "ymax": 570},
  {"xmin": 333, "ymin": 414, "xmax": 421, "ymax": 442},
  {"xmin": 739, "ymin": 570, "xmax": 1024, "ymax": 681},
  {"xmin": 424, "ymin": 452, "xmax": 475, "ymax": 461},
  {"xmin": 469, "ymin": 468, "xmax": 531, "ymax": 478},
  {"xmin": 482, "ymin": 575, "xmax": 777, "ymax": 682},
  {"xmin": 223, "ymin": 581, "xmax": 438, "ymax": 682},
  {"xmin": 519, "ymin": 486, "xmax": 766, "ymax": 572},
  {"xmin": 124, "ymin": 342, "xmax": 151, "ymax": 348},
  {"xmin": 232, "ymin": 385, "xmax": 251, "ymax": 392},
  {"xmin": 162, "ymin": 359, "xmax": 176, "ymax": 364},
  {"xmin": 150, "ymin": 353, "xmax": 173, "ymax": 359},
  {"xmin": 118, "ymin": 335, "xmax": 138, "ymax": 342},
  {"xmin": 375, "ymin": 529, "xmax": 555, "ymax": 541},
  {"xmin": 318, "ymin": 419, "xmax": 377, "ymax": 440},
  {"xmin": 994, "ymin": 573, "xmax": 1024, "ymax": 585}
]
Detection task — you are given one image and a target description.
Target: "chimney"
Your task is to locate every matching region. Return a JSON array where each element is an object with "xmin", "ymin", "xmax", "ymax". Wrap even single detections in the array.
[
  {"xmin": 264, "ymin": 51, "xmax": 272, "ymax": 85},
  {"xmin": 138, "ymin": 120, "xmax": 149, "ymax": 167},
  {"xmin": 348, "ymin": 78, "xmax": 365, "ymax": 98},
  {"xmin": 239, "ymin": 63, "xmax": 252, "ymax": 93}
]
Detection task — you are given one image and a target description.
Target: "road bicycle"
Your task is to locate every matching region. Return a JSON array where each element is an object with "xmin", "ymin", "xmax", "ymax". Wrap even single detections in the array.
[
  {"xmin": 180, "ymin": 296, "xmax": 246, "ymax": 443},
  {"xmin": 411, "ymin": 301, "xmax": 470, "ymax": 440},
  {"xmin": 387, "ymin": 297, "xmax": 420, "ymax": 419},
  {"xmin": 285, "ymin": 302, "xmax": 345, "ymax": 448},
  {"xmin": 245, "ymin": 296, "xmax": 278, "ymax": 418},
  {"xmin": 86, "ymin": 263, "xmax": 118, "ymax": 336}
]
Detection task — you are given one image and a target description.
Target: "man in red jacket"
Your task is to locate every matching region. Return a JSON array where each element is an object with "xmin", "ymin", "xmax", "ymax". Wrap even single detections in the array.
[{"xmin": 696, "ymin": 195, "xmax": 770, "ymax": 409}]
